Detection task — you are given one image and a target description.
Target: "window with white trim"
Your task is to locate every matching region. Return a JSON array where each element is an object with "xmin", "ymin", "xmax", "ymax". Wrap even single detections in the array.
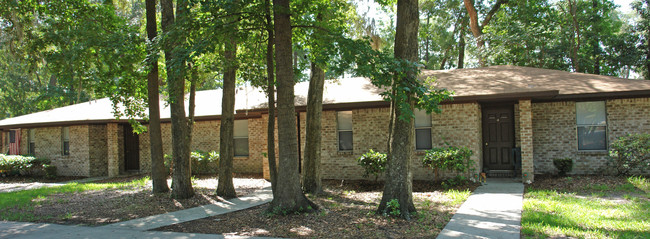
[
  {"xmin": 576, "ymin": 101, "xmax": 607, "ymax": 150},
  {"xmin": 62, "ymin": 127, "xmax": 70, "ymax": 155},
  {"xmin": 28, "ymin": 129, "xmax": 35, "ymax": 155},
  {"xmin": 415, "ymin": 109, "xmax": 432, "ymax": 150},
  {"xmin": 233, "ymin": 120, "xmax": 249, "ymax": 156},
  {"xmin": 337, "ymin": 111, "xmax": 353, "ymax": 151}
]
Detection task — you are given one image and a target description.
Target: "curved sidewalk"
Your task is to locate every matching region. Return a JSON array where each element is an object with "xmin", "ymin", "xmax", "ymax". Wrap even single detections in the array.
[{"xmin": 437, "ymin": 178, "xmax": 524, "ymax": 239}]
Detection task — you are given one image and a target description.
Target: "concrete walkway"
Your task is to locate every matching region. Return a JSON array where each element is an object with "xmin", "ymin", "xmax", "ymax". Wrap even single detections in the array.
[
  {"xmin": 0, "ymin": 186, "xmax": 275, "ymax": 239},
  {"xmin": 0, "ymin": 177, "xmax": 109, "ymax": 193},
  {"xmin": 437, "ymin": 178, "xmax": 524, "ymax": 239}
]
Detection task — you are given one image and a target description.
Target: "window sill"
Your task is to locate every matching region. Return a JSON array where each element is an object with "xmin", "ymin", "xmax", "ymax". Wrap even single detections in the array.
[
  {"xmin": 337, "ymin": 151, "xmax": 353, "ymax": 156},
  {"xmin": 577, "ymin": 150, "xmax": 608, "ymax": 155},
  {"xmin": 414, "ymin": 150, "xmax": 427, "ymax": 156}
]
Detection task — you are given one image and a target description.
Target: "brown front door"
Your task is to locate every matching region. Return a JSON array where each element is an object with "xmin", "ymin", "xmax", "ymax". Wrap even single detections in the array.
[
  {"xmin": 482, "ymin": 106, "xmax": 515, "ymax": 171},
  {"xmin": 124, "ymin": 124, "xmax": 140, "ymax": 171}
]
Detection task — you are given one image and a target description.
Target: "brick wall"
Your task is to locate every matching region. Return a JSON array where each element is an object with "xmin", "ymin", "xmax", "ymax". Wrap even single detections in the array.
[
  {"xmin": 519, "ymin": 100, "xmax": 534, "ymax": 181},
  {"xmin": 88, "ymin": 125, "xmax": 108, "ymax": 177},
  {"xmin": 302, "ymin": 103, "xmax": 482, "ymax": 181},
  {"xmin": 23, "ymin": 126, "xmax": 91, "ymax": 176},
  {"xmin": 531, "ymin": 98, "xmax": 650, "ymax": 175},
  {"xmin": 138, "ymin": 118, "xmax": 263, "ymax": 175}
]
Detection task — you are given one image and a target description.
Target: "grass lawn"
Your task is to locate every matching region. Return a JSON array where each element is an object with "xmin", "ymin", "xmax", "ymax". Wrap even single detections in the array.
[
  {"xmin": 522, "ymin": 175, "xmax": 650, "ymax": 238},
  {"xmin": 0, "ymin": 177, "xmax": 148, "ymax": 221}
]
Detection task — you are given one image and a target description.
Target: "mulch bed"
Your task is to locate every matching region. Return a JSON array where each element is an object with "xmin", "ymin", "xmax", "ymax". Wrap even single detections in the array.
[
  {"xmin": 0, "ymin": 176, "xmax": 85, "ymax": 184},
  {"xmin": 155, "ymin": 179, "xmax": 480, "ymax": 238},
  {"xmin": 4, "ymin": 175, "xmax": 268, "ymax": 226}
]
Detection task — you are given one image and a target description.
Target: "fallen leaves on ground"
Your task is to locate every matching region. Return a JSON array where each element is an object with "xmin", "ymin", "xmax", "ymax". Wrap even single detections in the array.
[{"xmin": 156, "ymin": 180, "xmax": 479, "ymax": 239}]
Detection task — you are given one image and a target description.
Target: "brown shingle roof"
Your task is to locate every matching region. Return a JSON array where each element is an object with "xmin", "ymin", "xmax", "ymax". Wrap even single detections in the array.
[
  {"xmin": 1, "ymin": 66, "xmax": 648, "ymax": 129},
  {"xmin": 422, "ymin": 65, "xmax": 650, "ymax": 99}
]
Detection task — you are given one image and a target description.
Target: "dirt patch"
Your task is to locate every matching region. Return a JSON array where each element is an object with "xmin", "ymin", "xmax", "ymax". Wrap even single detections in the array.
[
  {"xmin": 526, "ymin": 175, "xmax": 649, "ymax": 201},
  {"xmin": 5, "ymin": 175, "xmax": 268, "ymax": 226},
  {"xmin": 0, "ymin": 176, "xmax": 85, "ymax": 184},
  {"xmin": 156, "ymin": 180, "xmax": 479, "ymax": 238}
]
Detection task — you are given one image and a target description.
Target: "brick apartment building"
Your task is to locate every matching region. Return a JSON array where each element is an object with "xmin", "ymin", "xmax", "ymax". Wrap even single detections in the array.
[{"xmin": 2, "ymin": 66, "xmax": 649, "ymax": 181}]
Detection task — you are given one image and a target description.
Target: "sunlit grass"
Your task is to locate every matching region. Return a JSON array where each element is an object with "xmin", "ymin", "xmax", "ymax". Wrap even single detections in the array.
[
  {"xmin": 0, "ymin": 177, "xmax": 148, "ymax": 221},
  {"xmin": 522, "ymin": 177, "xmax": 650, "ymax": 239},
  {"xmin": 443, "ymin": 189, "xmax": 471, "ymax": 206}
]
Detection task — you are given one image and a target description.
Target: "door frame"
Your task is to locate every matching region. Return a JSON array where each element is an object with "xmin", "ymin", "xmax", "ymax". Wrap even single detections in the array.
[
  {"xmin": 123, "ymin": 124, "xmax": 140, "ymax": 171},
  {"xmin": 481, "ymin": 103, "xmax": 516, "ymax": 172}
]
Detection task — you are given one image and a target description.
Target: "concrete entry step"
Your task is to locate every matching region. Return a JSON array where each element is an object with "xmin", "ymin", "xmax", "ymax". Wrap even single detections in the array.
[{"xmin": 487, "ymin": 170, "xmax": 515, "ymax": 178}]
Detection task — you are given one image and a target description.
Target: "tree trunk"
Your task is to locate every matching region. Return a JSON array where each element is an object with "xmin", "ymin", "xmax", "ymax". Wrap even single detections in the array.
[
  {"xmin": 269, "ymin": 0, "xmax": 316, "ymax": 213},
  {"xmin": 568, "ymin": 0, "xmax": 581, "ymax": 72},
  {"xmin": 161, "ymin": 0, "xmax": 194, "ymax": 199},
  {"xmin": 146, "ymin": 0, "xmax": 169, "ymax": 193},
  {"xmin": 264, "ymin": 0, "xmax": 278, "ymax": 195},
  {"xmin": 592, "ymin": 0, "xmax": 600, "ymax": 75},
  {"xmin": 377, "ymin": 0, "xmax": 418, "ymax": 219},
  {"xmin": 458, "ymin": 33, "xmax": 465, "ymax": 69},
  {"xmin": 463, "ymin": 0, "xmax": 508, "ymax": 67},
  {"xmin": 217, "ymin": 37, "xmax": 238, "ymax": 199},
  {"xmin": 302, "ymin": 62, "xmax": 325, "ymax": 194}
]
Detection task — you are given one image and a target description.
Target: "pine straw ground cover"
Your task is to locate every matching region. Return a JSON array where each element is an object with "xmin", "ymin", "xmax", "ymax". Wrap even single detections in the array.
[
  {"xmin": 0, "ymin": 174, "xmax": 268, "ymax": 225},
  {"xmin": 522, "ymin": 175, "xmax": 650, "ymax": 238},
  {"xmin": 156, "ymin": 180, "xmax": 479, "ymax": 238}
]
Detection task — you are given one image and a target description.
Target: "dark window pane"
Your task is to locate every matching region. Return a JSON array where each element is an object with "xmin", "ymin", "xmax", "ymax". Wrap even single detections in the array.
[
  {"xmin": 577, "ymin": 126, "xmax": 607, "ymax": 150},
  {"xmin": 63, "ymin": 141, "xmax": 70, "ymax": 155},
  {"xmin": 234, "ymin": 138, "xmax": 249, "ymax": 156},
  {"xmin": 416, "ymin": 128, "xmax": 432, "ymax": 150},
  {"xmin": 339, "ymin": 131, "xmax": 353, "ymax": 151},
  {"xmin": 29, "ymin": 143, "xmax": 35, "ymax": 155},
  {"xmin": 9, "ymin": 131, "xmax": 15, "ymax": 143}
]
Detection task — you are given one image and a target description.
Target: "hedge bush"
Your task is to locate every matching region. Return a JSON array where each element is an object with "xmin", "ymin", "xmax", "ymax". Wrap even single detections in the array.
[
  {"xmin": 552, "ymin": 158, "xmax": 573, "ymax": 176},
  {"xmin": 421, "ymin": 146, "xmax": 473, "ymax": 181},
  {"xmin": 357, "ymin": 149, "xmax": 387, "ymax": 182},
  {"xmin": 0, "ymin": 154, "xmax": 53, "ymax": 177},
  {"xmin": 609, "ymin": 134, "xmax": 650, "ymax": 176}
]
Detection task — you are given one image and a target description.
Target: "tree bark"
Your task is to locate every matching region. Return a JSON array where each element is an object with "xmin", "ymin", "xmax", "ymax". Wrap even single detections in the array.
[
  {"xmin": 264, "ymin": 0, "xmax": 278, "ymax": 195},
  {"xmin": 377, "ymin": 0, "xmax": 418, "ymax": 219},
  {"xmin": 568, "ymin": 0, "xmax": 581, "ymax": 72},
  {"xmin": 302, "ymin": 62, "xmax": 325, "ymax": 194},
  {"xmin": 458, "ymin": 33, "xmax": 465, "ymax": 69},
  {"xmin": 146, "ymin": 0, "xmax": 169, "ymax": 193},
  {"xmin": 217, "ymin": 37, "xmax": 238, "ymax": 199},
  {"xmin": 463, "ymin": 0, "xmax": 507, "ymax": 67},
  {"xmin": 269, "ymin": 0, "xmax": 316, "ymax": 213},
  {"xmin": 161, "ymin": 0, "xmax": 194, "ymax": 199}
]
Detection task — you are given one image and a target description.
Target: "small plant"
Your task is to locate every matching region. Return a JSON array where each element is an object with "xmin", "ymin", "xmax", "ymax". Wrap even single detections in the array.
[
  {"xmin": 357, "ymin": 149, "xmax": 387, "ymax": 182},
  {"xmin": 421, "ymin": 146, "xmax": 473, "ymax": 181},
  {"xmin": 191, "ymin": 150, "xmax": 219, "ymax": 175},
  {"xmin": 442, "ymin": 175, "xmax": 468, "ymax": 189},
  {"xmin": 553, "ymin": 158, "xmax": 573, "ymax": 176},
  {"xmin": 43, "ymin": 165, "xmax": 57, "ymax": 179},
  {"xmin": 385, "ymin": 199, "xmax": 401, "ymax": 217},
  {"xmin": 608, "ymin": 134, "xmax": 650, "ymax": 175}
]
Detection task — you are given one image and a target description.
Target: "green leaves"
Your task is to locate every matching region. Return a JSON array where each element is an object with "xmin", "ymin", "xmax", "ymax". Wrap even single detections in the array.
[{"xmin": 357, "ymin": 149, "xmax": 388, "ymax": 180}]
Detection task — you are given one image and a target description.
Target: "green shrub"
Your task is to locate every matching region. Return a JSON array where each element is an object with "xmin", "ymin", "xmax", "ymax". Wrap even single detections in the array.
[
  {"xmin": 357, "ymin": 149, "xmax": 387, "ymax": 182},
  {"xmin": 191, "ymin": 150, "xmax": 219, "ymax": 175},
  {"xmin": 0, "ymin": 154, "xmax": 52, "ymax": 176},
  {"xmin": 44, "ymin": 165, "xmax": 57, "ymax": 179},
  {"xmin": 165, "ymin": 151, "xmax": 220, "ymax": 175},
  {"xmin": 442, "ymin": 175, "xmax": 469, "ymax": 189},
  {"xmin": 421, "ymin": 146, "xmax": 473, "ymax": 181},
  {"xmin": 609, "ymin": 134, "xmax": 650, "ymax": 176},
  {"xmin": 553, "ymin": 158, "xmax": 573, "ymax": 176}
]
